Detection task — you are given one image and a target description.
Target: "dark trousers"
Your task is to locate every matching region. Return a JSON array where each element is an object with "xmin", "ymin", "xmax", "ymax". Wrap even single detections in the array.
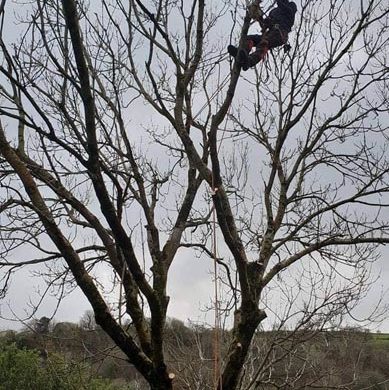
[{"xmin": 246, "ymin": 29, "xmax": 288, "ymax": 66}]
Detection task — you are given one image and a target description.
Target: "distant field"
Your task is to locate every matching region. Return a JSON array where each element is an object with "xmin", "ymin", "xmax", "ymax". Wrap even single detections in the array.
[{"xmin": 372, "ymin": 333, "xmax": 389, "ymax": 344}]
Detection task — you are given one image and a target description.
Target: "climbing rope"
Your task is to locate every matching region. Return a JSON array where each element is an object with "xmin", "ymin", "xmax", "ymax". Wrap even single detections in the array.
[
  {"xmin": 211, "ymin": 187, "xmax": 222, "ymax": 390},
  {"xmin": 211, "ymin": 63, "xmax": 224, "ymax": 390},
  {"xmin": 193, "ymin": 73, "xmax": 230, "ymax": 121},
  {"xmin": 210, "ymin": 86, "xmax": 232, "ymax": 389}
]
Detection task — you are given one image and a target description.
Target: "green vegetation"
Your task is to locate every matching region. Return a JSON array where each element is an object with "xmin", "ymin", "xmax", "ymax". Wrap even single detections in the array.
[
  {"xmin": 372, "ymin": 333, "xmax": 389, "ymax": 343},
  {"xmin": 0, "ymin": 342, "xmax": 131, "ymax": 390},
  {"xmin": 0, "ymin": 344, "xmax": 47, "ymax": 390},
  {"xmin": 1, "ymin": 316, "xmax": 389, "ymax": 389}
]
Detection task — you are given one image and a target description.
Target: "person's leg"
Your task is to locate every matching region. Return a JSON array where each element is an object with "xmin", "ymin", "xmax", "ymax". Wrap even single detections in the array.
[
  {"xmin": 227, "ymin": 34, "xmax": 261, "ymax": 59},
  {"xmin": 244, "ymin": 33, "xmax": 269, "ymax": 69},
  {"xmin": 246, "ymin": 29, "xmax": 286, "ymax": 68},
  {"xmin": 246, "ymin": 34, "xmax": 262, "ymax": 52},
  {"xmin": 236, "ymin": 34, "xmax": 262, "ymax": 70}
]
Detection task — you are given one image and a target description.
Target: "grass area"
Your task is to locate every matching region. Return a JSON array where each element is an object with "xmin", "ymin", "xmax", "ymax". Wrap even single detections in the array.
[{"xmin": 371, "ymin": 333, "xmax": 389, "ymax": 345}]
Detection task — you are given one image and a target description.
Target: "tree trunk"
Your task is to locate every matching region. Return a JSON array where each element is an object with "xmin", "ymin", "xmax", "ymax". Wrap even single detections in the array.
[
  {"xmin": 149, "ymin": 368, "xmax": 173, "ymax": 390},
  {"xmin": 150, "ymin": 383, "xmax": 173, "ymax": 390},
  {"xmin": 220, "ymin": 305, "xmax": 266, "ymax": 390}
]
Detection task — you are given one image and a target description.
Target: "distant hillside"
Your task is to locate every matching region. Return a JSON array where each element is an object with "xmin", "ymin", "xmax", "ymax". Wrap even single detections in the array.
[{"xmin": 1, "ymin": 316, "xmax": 389, "ymax": 389}]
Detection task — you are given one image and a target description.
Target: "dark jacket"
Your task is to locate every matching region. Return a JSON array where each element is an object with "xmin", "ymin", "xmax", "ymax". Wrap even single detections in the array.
[{"xmin": 266, "ymin": 0, "xmax": 297, "ymax": 32}]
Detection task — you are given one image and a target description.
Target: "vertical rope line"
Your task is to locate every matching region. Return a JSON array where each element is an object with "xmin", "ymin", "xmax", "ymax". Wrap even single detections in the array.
[
  {"xmin": 212, "ymin": 59, "xmax": 224, "ymax": 390},
  {"xmin": 118, "ymin": 263, "xmax": 125, "ymax": 327},
  {"xmin": 211, "ymin": 39, "xmax": 237, "ymax": 387},
  {"xmin": 140, "ymin": 212, "xmax": 146, "ymax": 272},
  {"xmin": 212, "ymin": 100, "xmax": 232, "ymax": 390},
  {"xmin": 212, "ymin": 196, "xmax": 221, "ymax": 390},
  {"xmin": 211, "ymin": 181, "xmax": 224, "ymax": 390}
]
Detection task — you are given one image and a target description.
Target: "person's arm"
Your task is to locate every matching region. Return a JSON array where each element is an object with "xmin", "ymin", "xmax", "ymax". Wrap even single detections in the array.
[{"xmin": 262, "ymin": 17, "xmax": 272, "ymax": 29}]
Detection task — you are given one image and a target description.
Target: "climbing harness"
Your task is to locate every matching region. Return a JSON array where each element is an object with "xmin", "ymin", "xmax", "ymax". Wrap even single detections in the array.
[
  {"xmin": 230, "ymin": 0, "xmax": 294, "ymax": 70},
  {"xmin": 273, "ymin": 23, "xmax": 289, "ymax": 45}
]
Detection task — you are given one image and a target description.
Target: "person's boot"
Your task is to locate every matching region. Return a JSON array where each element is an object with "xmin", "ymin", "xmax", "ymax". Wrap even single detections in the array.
[
  {"xmin": 227, "ymin": 45, "xmax": 238, "ymax": 57},
  {"xmin": 238, "ymin": 49, "xmax": 249, "ymax": 71},
  {"xmin": 247, "ymin": 53, "xmax": 260, "ymax": 68}
]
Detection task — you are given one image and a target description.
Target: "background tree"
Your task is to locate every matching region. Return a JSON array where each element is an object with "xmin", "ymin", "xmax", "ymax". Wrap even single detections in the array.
[
  {"xmin": 0, "ymin": 342, "xmax": 126, "ymax": 390},
  {"xmin": 0, "ymin": 0, "xmax": 388, "ymax": 389}
]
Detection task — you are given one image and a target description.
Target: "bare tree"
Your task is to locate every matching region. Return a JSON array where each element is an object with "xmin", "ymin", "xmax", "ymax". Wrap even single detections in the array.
[{"xmin": 0, "ymin": 0, "xmax": 388, "ymax": 389}]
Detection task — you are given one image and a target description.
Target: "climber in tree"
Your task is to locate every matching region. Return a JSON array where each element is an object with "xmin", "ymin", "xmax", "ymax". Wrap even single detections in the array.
[{"xmin": 228, "ymin": 0, "xmax": 297, "ymax": 71}]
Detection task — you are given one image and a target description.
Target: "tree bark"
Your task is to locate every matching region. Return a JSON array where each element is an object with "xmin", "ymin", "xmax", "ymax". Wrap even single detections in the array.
[{"xmin": 220, "ymin": 306, "xmax": 266, "ymax": 389}]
